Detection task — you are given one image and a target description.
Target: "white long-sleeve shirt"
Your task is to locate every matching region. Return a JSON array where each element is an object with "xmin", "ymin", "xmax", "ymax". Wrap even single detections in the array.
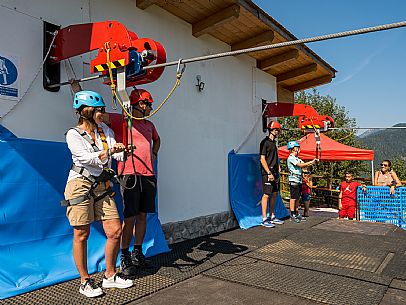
[{"xmin": 66, "ymin": 122, "xmax": 124, "ymax": 182}]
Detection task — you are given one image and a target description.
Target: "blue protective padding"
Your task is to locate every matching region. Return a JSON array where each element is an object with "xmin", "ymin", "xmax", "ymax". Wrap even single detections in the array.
[
  {"xmin": 357, "ymin": 186, "xmax": 405, "ymax": 229},
  {"xmin": 0, "ymin": 124, "xmax": 16, "ymax": 139},
  {"xmin": 228, "ymin": 150, "xmax": 289, "ymax": 229},
  {"xmin": 0, "ymin": 134, "xmax": 169, "ymax": 299}
]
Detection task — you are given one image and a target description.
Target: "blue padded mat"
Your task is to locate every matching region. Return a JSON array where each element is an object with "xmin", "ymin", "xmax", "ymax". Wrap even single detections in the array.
[
  {"xmin": 228, "ymin": 150, "xmax": 289, "ymax": 229},
  {"xmin": 0, "ymin": 127, "xmax": 169, "ymax": 299}
]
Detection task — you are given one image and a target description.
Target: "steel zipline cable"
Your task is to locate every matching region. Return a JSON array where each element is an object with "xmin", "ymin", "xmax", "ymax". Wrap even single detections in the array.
[
  {"xmin": 143, "ymin": 20, "xmax": 406, "ymax": 70},
  {"xmin": 55, "ymin": 20, "xmax": 406, "ymax": 86},
  {"xmin": 329, "ymin": 127, "xmax": 406, "ymax": 130},
  {"xmin": 283, "ymin": 127, "xmax": 406, "ymax": 131}
]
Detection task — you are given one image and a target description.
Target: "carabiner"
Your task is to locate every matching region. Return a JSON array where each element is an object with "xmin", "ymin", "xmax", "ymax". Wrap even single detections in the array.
[{"xmin": 176, "ymin": 58, "xmax": 186, "ymax": 76}]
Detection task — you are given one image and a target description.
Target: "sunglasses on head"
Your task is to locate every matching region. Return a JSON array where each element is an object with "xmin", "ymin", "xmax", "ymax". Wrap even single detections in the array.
[
  {"xmin": 94, "ymin": 107, "xmax": 105, "ymax": 113},
  {"xmin": 139, "ymin": 99, "xmax": 152, "ymax": 108}
]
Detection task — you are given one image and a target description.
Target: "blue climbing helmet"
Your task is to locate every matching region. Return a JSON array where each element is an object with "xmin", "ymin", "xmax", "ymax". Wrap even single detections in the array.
[
  {"xmin": 73, "ymin": 90, "xmax": 105, "ymax": 109},
  {"xmin": 287, "ymin": 140, "xmax": 300, "ymax": 150}
]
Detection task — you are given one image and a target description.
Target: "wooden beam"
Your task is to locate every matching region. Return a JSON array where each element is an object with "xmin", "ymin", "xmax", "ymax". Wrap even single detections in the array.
[
  {"xmin": 277, "ymin": 85, "xmax": 294, "ymax": 103},
  {"xmin": 276, "ymin": 64, "xmax": 317, "ymax": 83},
  {"xmin": 192, "ymin": 4, "xmax": 240, "ymax": 37},
  {"xmin": 231, "ymin": 31, "xmax": 274, "ymax": 51},
  {"xmin": 236, "ymin": 0, "xmax": 336, "ymax": 75},
  {"xmin": 136, "ymin": 0, "xmax": 160, "ymax": 10},
  {"xmin": 257, "ymin": 49, "xmax": 299, "ymax": 71},
  {"xmin": 286, "ymin": 75, "xmax": 333, "ymax": 92}
]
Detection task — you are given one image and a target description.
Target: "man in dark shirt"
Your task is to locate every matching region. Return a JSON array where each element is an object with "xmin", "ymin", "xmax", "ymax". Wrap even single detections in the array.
[{"xmin": 259, "ymin": 121, "xmax": 284, "ymax": 227}]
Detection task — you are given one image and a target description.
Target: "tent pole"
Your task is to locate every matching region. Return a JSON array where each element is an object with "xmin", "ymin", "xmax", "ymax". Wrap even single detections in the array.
[{"xmin": 371, "ymin": 160, "xmax": 374, "ymax": 183}]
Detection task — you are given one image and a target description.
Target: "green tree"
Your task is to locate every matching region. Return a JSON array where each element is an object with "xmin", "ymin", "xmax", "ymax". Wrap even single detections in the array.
[
  {"xmin": 278, "ymin": 89, "xmax": 370, "ymax": 186},
  {"xmin": 392, "ymin": 157, "xmax": 406, "ymax": 182}
]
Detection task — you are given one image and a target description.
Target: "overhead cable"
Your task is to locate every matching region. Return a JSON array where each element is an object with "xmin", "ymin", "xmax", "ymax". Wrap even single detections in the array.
[
  {"xmin": 144, "ymin": 20, "xmax": 406, "ymax": 70},
  {"xmin": 51, "ymin": 20, "xmax": 406, "ymax": 87}
]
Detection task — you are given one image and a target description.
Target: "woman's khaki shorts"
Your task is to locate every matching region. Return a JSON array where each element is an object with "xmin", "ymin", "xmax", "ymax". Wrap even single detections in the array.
[{"xmin": 64, "ymin": 177, "xmax": 119, "ymax": 226}]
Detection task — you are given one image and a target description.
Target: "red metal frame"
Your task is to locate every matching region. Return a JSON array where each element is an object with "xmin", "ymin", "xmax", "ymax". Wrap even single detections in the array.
[
  {"xmin": 265, "ymin": 102, "xmax": 334, "ymax": 131},
  {"xmin": 49, "ymin": 21, "xmax": 166, "ymax": 87}
]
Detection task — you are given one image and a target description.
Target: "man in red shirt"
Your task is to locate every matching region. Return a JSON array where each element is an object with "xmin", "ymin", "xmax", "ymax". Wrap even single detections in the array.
[
  {"xmin": 338, "ymin": 171, "xmax": 364, "ymax": 220},
  {"xmin": 119, "ymin": 89, "xmax": 160, "ymax": 275}
]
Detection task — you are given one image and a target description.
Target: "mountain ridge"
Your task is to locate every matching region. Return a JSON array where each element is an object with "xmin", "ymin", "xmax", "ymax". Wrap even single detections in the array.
[{"xmin": 357, "ymin": 123, "xmax": 406, "ymax": 164}]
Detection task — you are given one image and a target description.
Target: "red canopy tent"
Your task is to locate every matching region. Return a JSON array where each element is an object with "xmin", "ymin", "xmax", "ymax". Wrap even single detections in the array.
[
  {"xmin": 279, "ymin": 133, "xmax": 374, "ymax": 161},
  {"xmin": 278, "ymin": 133, "xmax": 375, "ymax": 177}
]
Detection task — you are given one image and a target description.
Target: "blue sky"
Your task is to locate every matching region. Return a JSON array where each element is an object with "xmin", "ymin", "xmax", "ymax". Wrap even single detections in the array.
[{"xmin": 253, "ymin": 0, "xmax": 406, "ymax": 129}]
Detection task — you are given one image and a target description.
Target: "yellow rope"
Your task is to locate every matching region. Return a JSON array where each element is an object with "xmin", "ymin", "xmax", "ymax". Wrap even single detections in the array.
[
  {"xmin": 309, "ymin": 117, "xmax": 322, "ymax": 160},
  {"xmin": 105, "ymin": 42, "xmax": 118, "ymax": 110},
  {"xmin": 335, "ymin": 131, "xmax": 354, "ymax": 142},
  {"xmin": 104, "ymin": 41, "xmax": 182, "ymax": 120},
  {"xmin": 114, "ymin": 74, "xmax": 181, "ymax": 120}
]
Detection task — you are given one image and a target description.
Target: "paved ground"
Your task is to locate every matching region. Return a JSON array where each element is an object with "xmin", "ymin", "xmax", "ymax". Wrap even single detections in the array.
[{"xmin": 2, "ymin": 212, "xmax": 406, "ymax": 305}]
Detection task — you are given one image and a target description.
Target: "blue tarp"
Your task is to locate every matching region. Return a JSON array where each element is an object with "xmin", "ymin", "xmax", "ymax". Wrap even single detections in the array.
[
  {"xmin": 0, "ymin": 126, "xmax": 169, "ymax": 299},
  {"xmin": 228, "ymin": 150, "xmax": 289, "ymax": 229}
]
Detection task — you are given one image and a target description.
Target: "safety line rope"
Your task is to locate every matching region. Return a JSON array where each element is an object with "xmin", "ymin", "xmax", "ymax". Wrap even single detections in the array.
[
  {"xmin": 113, "ymin": 74, "xmax": 182, "ymax": 120},
  {"xmin": 104, "ymin": 44, "xmax": 184, "ymax": 120},
  {"xmin": 104, "ymin": 42, "xmax": 118, "ymax": 110},
  {"xmin": 234, "ymin": 103, "xmax": 269, "ymax": 153},
  {"xmin": 0, "ymin": 31, "xmax": 58, "ymax": 120},
  {"xmin": 309, "ymin": 117, "xmax": 321, "ymax": 160},
  {"xmin": 0, "ymin": 4, "xmax": 48, "ymax": 22},
  {"xmin": 144, "ymin": 20, "xmax": 406, "ymax": 70}
]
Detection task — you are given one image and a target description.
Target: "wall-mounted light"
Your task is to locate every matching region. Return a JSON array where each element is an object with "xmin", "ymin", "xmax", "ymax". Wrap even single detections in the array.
[{"xmin": 196, "ymin": 75, "xmax": 205, "ymax": 92}]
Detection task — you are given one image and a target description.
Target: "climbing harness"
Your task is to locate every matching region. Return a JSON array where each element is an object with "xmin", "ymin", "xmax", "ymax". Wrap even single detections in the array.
[
  {"xmin": 60, "ymin": 165, "xmax": 117, "ymax": 206},
  {"xmin": 60, "ymin": 127, "xmax": 118, "ymax": 206}
]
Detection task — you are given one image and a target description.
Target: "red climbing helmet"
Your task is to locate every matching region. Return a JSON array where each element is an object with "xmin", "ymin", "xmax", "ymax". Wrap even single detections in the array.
[
  {"xmin": 267, "ymin": 121, "xmax": 281, "ymax": 130},
  {"xmin": 130, "ymin": 89, "xmax": 154, "ymax": 105}
]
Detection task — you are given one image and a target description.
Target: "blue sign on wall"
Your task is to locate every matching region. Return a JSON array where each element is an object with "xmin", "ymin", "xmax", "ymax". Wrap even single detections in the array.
[{"xmin": 0, "ymin": 55, "xmax": 19, "ymax": 99}]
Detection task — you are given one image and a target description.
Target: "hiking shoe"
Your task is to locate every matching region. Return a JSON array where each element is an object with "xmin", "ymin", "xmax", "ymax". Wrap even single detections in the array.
[
  {"xmin": 131, "ymin": 248, "xmax": 153, "ymax": 268},
  {"xmin": 297, "ymin": 214, "xmax": 306, "ymax": 221},
  {"xmin": 79, "ymin": 278, "xmax": 103, "ymax": 298},
  {"xmin": 102, "ymin": 273, "xmax": 133, "ymax": 289},
  {"xmin": 120, "ymin": 252, "xmax": 137, "ymax": 276},
  {"xmin": 270, "ymin": 216, "xmax": 284, "ymax": 225},
  {"xmin": 290, "ymin": 215, "xmax": 301, "ymax": 223},
  {"xmin": 261, "ymin": 219, "xmax": 275, "ymax": 228}
]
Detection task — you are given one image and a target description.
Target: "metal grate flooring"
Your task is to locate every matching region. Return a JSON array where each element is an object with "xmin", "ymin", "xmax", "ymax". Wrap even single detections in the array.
[
  {"xmin": 203, "ymin": 256, "xmax": 388, "ymax": 305},
  {"xmin": 1, "ymin": 236, "xmax": 249, "ymax": 305},
  {"xmin": 2, "ymin": 217, "xmax": 406, "ymax": 305}
]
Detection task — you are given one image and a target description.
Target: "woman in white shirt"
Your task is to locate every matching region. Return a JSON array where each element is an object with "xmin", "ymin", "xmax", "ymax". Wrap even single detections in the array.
[{"xmin": 64, "ymin": 90, "xmax": 132, "ymax": 297}]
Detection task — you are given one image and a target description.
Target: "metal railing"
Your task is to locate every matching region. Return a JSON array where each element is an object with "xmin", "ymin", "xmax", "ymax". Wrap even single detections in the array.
[
  {"xmin": 280, "ymin": 172, "xmax": 344, "ymax": 208},
  {"xmin": 357, "ymin": 186, "xmax": 406, "ymax": 229}
]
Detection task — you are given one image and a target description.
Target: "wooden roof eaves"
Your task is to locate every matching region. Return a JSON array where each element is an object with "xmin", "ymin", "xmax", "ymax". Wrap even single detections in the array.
[{"xmin": 237, "ymin": 0, "xmax": 337, "ymax": 77}]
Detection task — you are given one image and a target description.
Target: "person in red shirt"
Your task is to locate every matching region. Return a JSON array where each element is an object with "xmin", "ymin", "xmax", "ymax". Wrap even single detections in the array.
[
  {"xmin": 301, "ymin": 169, "xmax": 313, "ymax": 218},
  {"xmin": 338, "ymin": 171, "xmax": 365, "ymax": 220},
  {"xmin": 119, "ymin": 89, "xmax": 160, "ymax": 275}
]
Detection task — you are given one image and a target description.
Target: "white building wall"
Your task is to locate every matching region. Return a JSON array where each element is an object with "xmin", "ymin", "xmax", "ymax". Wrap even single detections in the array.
[{"xmin": 0, "ymin": 0, "xmax": 276, "ymax": 223}]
